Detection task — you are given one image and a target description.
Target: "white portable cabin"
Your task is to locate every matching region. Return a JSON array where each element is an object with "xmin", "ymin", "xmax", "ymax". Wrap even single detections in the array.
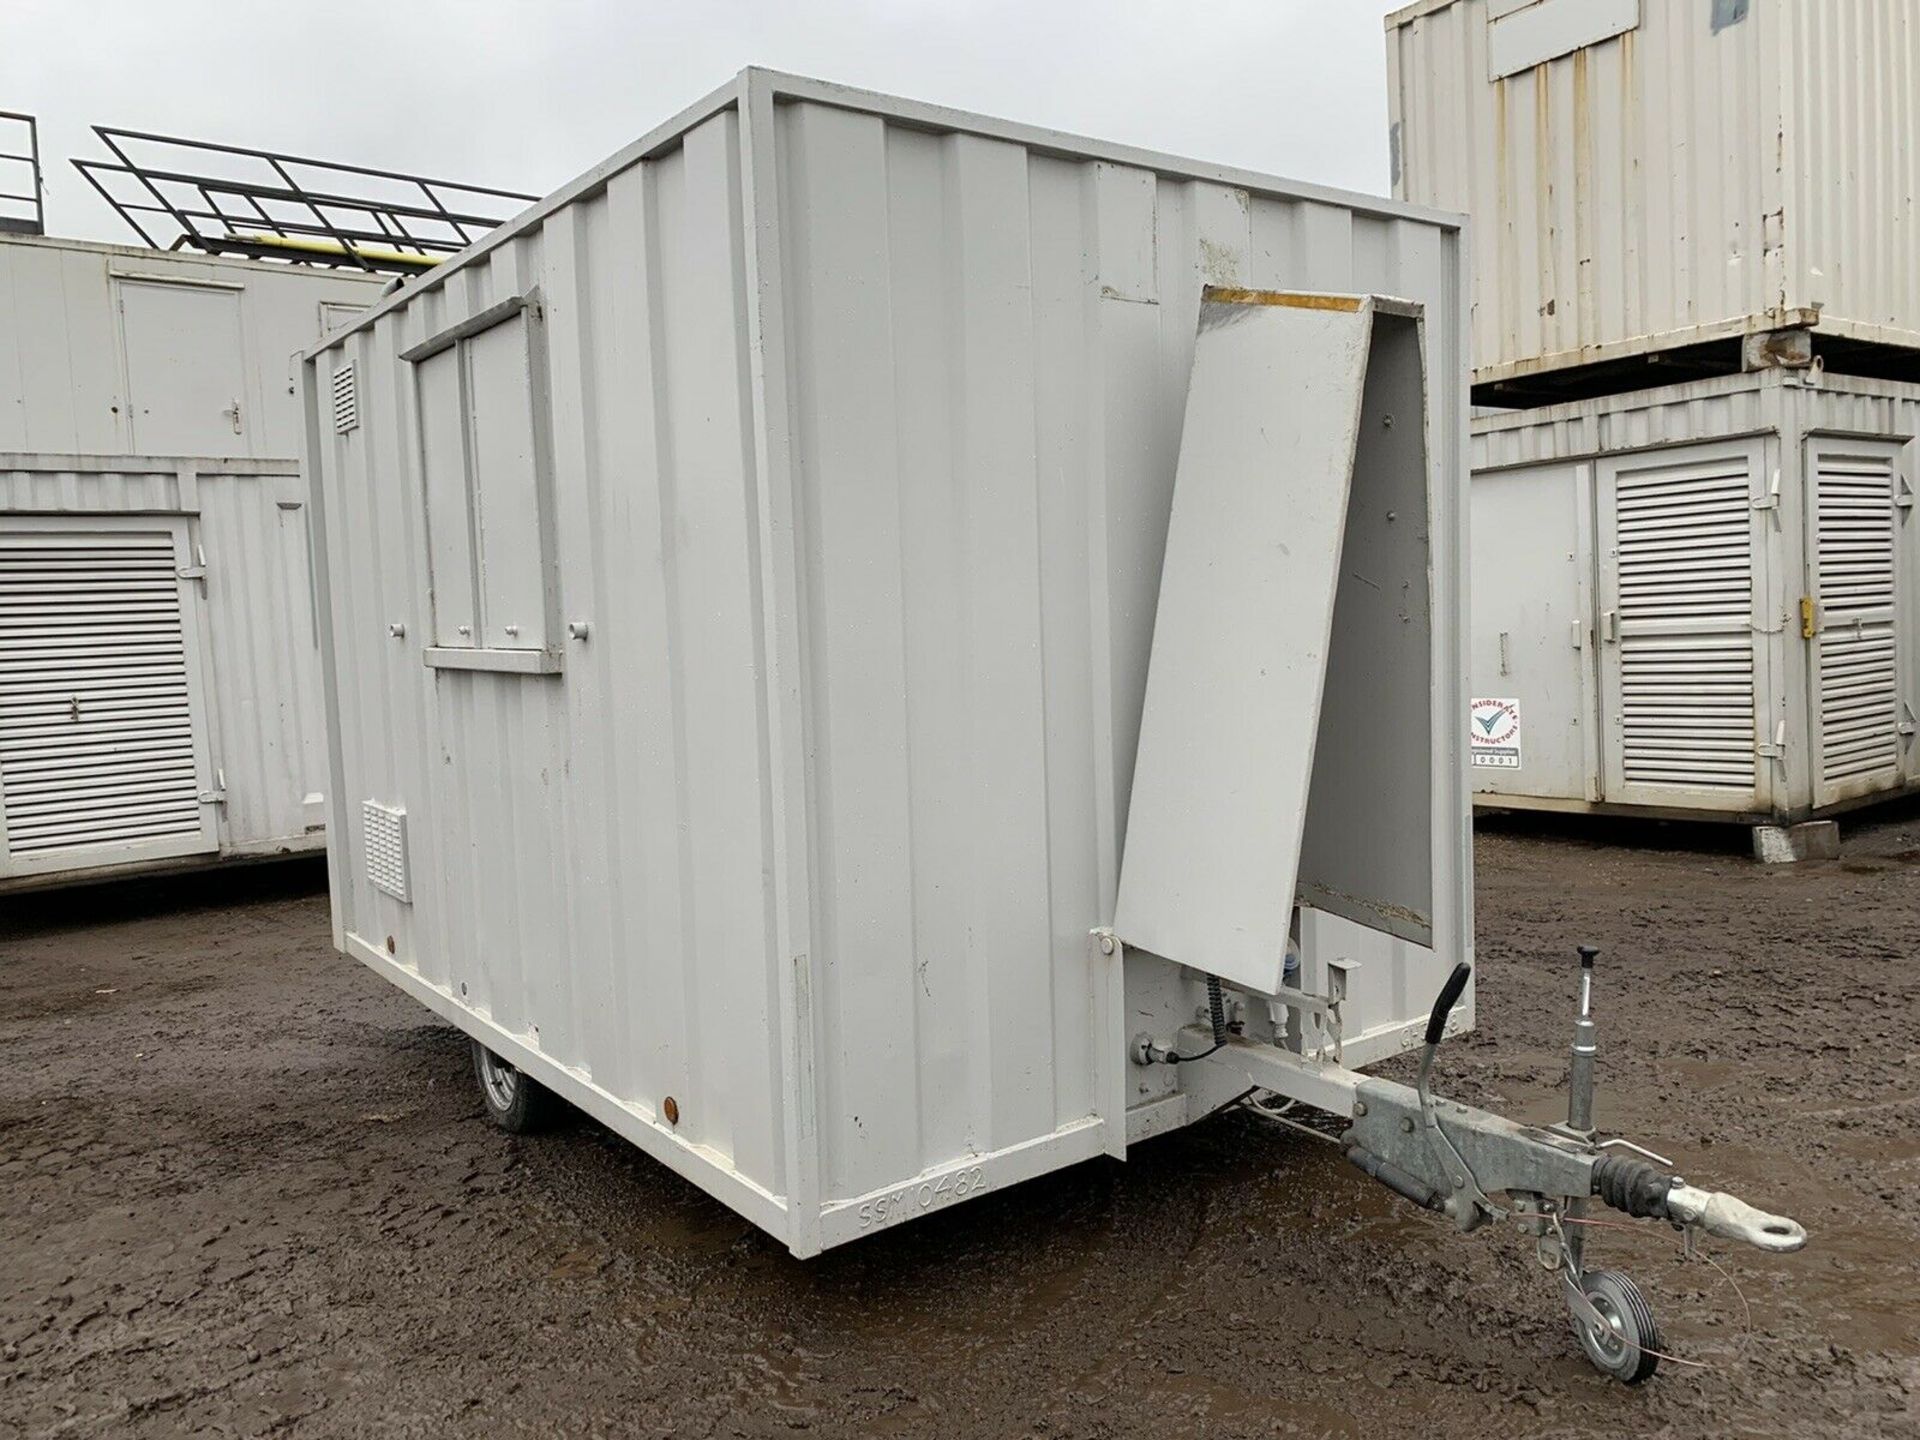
[
  {"xmin": 1472, "ymin": 370, "xmax": 1920, "ymax": 823},
  {"xmin": 0, "ymin": 235, "xmax": 385, "ymax": 888},
  {"xmin": 1385, "ymin": 0, "xmax": 1920, "ymax": 396},
  {"xmin": 302, "ymin": 71, "xmax": 1470, "ymax": 1254}
]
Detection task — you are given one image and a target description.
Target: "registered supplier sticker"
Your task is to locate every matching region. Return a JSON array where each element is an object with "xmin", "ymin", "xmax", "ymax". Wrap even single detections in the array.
[{"xmin": 1469, "ymin": 697, "xmax": 1523, "ymax": 769}]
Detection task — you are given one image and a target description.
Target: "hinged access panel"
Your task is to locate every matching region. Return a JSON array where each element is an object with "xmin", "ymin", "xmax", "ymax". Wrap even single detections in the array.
[
  {"xmin": 115, "ymin": 278, "xmax": 250, "ymax": 458},
  {"xmin": 1595, "ymin": 440, "xmax": 1770, "ymax": 811},
  {"xmin": 1806, "ymin": 439, "xmax": 1910, "ymax": 806},
  {"xmin": 0, "ymin": 515, "xmax": 219, "ymax": 876},
  {"xmin": 1469, "ymin": 458, "xmax": 1601, "ymax": 802},
  {"xmin": 1115, "ymin": 290, "xmax": 1436, "ymax": 996}
]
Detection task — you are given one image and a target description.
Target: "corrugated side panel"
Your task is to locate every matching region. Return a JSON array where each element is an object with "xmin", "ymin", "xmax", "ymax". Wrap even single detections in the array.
[
  {"xmin": 773, "ymin": 99, "xmax": 1466, "ymax": 1209},
  {"xmin": 0, "ymin": 462, "xmax": 184, "ymax": 513},
  {"xmin": 313, "ymin": 107, "xmax": 791, "ymax": 1226},
  {"xmin": 192, "ymin": 471, "xmax": 328, "ymax": 850},
  {"xmin": 1474, "ymin": 373, "xmax": 1783, "ymax": 471},
  {"xmin": 1390, "ymin": 0, "xmax": 1794, "ymax": 378},
  {"xmin": 0, "ymin": 237, "xmax": 383, "ymax": 457},
  {"xmin": 1783, "ymin": 0, "xmax": 1920, "ymax": 349},
  {"xmin": 0, "ymin": 458, "xmax": 324, "ymax": 861},
  {"xmin": 1813, "ymin": 449, "xmax": 1900, "ymax": 789},
  {"xmin": 1472, "ymin": 379, "xmax": 1782, "ymax": 816},
  {"xmin": 1472, "ymin": 374, "xmax": 1919, "ymax": 480},
  {"xmin": 1472, "ymin": 374, "xmax": 1920, "ymax": 816}
]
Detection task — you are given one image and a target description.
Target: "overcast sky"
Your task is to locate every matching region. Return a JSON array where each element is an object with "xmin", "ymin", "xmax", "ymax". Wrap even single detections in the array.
[{"xmin": 4, "ymin": 1, "xmax": 1402, "ymax": 245}]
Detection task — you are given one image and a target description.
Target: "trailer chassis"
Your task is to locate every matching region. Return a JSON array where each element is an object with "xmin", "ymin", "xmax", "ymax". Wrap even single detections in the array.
[{"xmin": 1105, "ymin": 931, "xmax": 1806, "ymax": 1383}]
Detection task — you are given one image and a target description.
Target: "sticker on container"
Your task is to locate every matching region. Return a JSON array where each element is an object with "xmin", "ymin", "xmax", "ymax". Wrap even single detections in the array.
[{"xmin": 1469, "ymin": 698, "xmax": 1523, "ymax": 769}]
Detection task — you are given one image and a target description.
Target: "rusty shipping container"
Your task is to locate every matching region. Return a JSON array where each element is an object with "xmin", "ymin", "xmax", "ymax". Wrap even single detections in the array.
[{"xmin": 1387, "ymin": 0, "xmax": 1920, "ymax": 397}]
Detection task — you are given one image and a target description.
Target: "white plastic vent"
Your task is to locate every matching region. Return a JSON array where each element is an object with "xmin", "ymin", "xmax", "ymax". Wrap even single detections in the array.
[
  {"xmin": 362, "ymin": 799, "xmax": 410, "ymax": 901},
  {"xmin": 331, "ymin": 362, "xmax": 359, "ymax": 434}
]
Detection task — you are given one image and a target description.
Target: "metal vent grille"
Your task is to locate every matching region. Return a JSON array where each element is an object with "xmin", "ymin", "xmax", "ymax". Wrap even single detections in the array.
[
  {"xmin": 1615, "ymin": 458, "xmax": 1755, "ymax": 791},
  {"xmin": 331, "ymin": 362, "xmax": 358, "ymax": 434},
  {"xmin": 0, "ymin": 531, "xmax": 205, "ymax": 856},
  {"xmin": 362, "ymin": 799, "xmax": 410, "ymax": 901},
  {"xmin": 1815, "ymin": 453, "xmax": 1899, "ymax": 788}
]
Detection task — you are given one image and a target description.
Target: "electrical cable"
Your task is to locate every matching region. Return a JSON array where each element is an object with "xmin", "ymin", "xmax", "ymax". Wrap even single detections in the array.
[
  {"xmin": 1161, "ymin": 1041, "xmax": 1224, "ymax": 1065},
  {"xmin": 1240, "ymin": 1092, "xmax": 1345, "ymax": 1147},
  {"xmin": 1155, "ymin": 971, "xmax": 1236, "ymax": 1063}
]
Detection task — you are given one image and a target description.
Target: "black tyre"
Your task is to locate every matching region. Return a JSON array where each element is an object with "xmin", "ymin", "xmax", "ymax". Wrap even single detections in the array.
[
  {"xmin": 1570, "ymin": 1268, "xmax": 1661, "ymax": 1384},
  {"xmin": 472, "ymin": 1040, "xmax": 565, "ymax": 1134}
]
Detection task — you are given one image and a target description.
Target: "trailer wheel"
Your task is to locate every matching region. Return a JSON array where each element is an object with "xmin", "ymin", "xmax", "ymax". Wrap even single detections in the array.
[
  {"xmin": 472, "ymin": 1041, "xmax": 564, "ymax": 1134},
  {"xmin": 1570, "ymin": 1268, "xmax": 1661, "ymax": 1384}
]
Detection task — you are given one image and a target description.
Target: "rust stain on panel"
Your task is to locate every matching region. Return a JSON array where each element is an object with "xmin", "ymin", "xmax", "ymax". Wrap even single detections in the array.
[{"xmin": 1201, "ymin": 286, "xmax": 1364, "ymax": 312}]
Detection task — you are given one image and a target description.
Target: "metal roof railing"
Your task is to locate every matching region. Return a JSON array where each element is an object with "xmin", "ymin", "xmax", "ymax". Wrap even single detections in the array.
[
  {"xmin": 0, "ymin": 111, "xmax": 45, "ymax": 236},
  {"xmin": 72, "ymin": 125, "xmax": 537, "ymax": 274}
]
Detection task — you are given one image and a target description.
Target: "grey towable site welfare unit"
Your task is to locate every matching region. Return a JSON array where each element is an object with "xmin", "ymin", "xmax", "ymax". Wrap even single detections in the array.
[
  {"xmin": 1471, "ymin": 371, "xmax": 1920, "ymax": 825},
  {"xmin": 1, "ymin": 234, "xmax": 384, "ymax": 889},
  {"xmin": 304, "ymin": 72, "xmax": 1803, "ymax": 1375}
]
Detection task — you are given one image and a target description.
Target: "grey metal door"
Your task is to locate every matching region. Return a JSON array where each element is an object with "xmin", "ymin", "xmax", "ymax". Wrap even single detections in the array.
[
  {"xmin": 117, "ymin": 279, "xmax": 249, "ymax": 457},
  {"xmin": 1469, "ymin": 460, "xmax": 1599, "ymax": 801},
  {"xmin": 1807, "ymin": 440, "xmax": 1911, "ymax": 806},
  {"xmin": 0, "ymin": 517, "xmax": 219, "ymax": 876},
  {"xmin": 1596, "ymin": 440, "xmax": 1769, "ymax": 810}
]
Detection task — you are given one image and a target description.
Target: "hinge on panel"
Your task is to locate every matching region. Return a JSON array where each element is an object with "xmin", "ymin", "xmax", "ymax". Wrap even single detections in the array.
[
  {"xmin": 1324, "ymin": 957, "xmax": 1359, "ymax": 1065},
  {"xmin": 1800, "ymin": 596, "xmax": 1817, "ymax": 639},
  {"xmin": 199, "ymin": 789, "xmax": 227, "ymax": 805},
  {"xmin": 1752, "ymin": 470, "xmax": 1781, "ymax": 510},
  {"xmin": 1897, "ymin": 477, "xmax": 1915, "ymax": 511},
  {"xmin": 178, "ymin": 543, "xmax": 209, "ymax": 583},
  {"xmin": 1900, "ymin": 704, "xmax": 1917, "ymax": 741}
]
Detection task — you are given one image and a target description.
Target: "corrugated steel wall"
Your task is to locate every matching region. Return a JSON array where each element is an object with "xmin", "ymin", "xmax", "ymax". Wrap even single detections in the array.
[
  {"xmin": 0, "ymin": 237, "xmax": 383, "ymax": 458},
  {"xmin": 313, "ymin": 107, "xmax": 793, "ymax": 1231},
  {"xmin": 0, "ymin": 240, "xmax": 376, "ymax": 880},
  {"xmin": 0, "ymin": 460, "xmax": 187, "ymax": 513},
  {"xmin": 193, "ymin": 470, "xmax": 327, "ymax": 850},
  {"xmin": 307, "ymin": 75, "xmax": 1470, "ymax": 1244},
  {"xmin": 1475, "ymin": 376, "xmax": 1784, "ymax": 470},
  {"xmin": 1387, "ymin": 0, "xmax": 1920, "ymax": 379},
  {"xmin": 773, "ymin": 98, "xmax": 1466, "ymax": 1205},
  {"xmin": 0, "ymin": 457, "xmax": 326, "ymax": 862},
  {"xmin": 1783, "ymin": 0, "xmax": 1920, "ymax": 347},
  {"xmin": 1477, "ymin": 374, "xmax": 1920, "ymax": 472},
  {"xmin": 1472, "ymin": 372, "xmax": 1920, "ymax": 818}
]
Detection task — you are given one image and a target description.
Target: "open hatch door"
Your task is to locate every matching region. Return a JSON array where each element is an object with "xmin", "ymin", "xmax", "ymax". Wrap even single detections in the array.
[{"xmin": 1115, "ymin": 288, "xmax": 1434, "ymax": 995}]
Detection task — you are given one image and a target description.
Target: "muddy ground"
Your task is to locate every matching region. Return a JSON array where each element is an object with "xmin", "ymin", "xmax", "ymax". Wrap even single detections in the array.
[{"xmin": 3, "ymin": 814, "xmax": 1917, "ymax": 1440}]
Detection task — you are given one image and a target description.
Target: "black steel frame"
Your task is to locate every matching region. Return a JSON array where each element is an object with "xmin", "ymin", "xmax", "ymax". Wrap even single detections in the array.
[
  {"xmin": 72, "ymin": 125, "xmax": 536, "ymax": 273},
  {"xmin": 0, "ymin": 111, "xmax": 45, "ymax": 236}
]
